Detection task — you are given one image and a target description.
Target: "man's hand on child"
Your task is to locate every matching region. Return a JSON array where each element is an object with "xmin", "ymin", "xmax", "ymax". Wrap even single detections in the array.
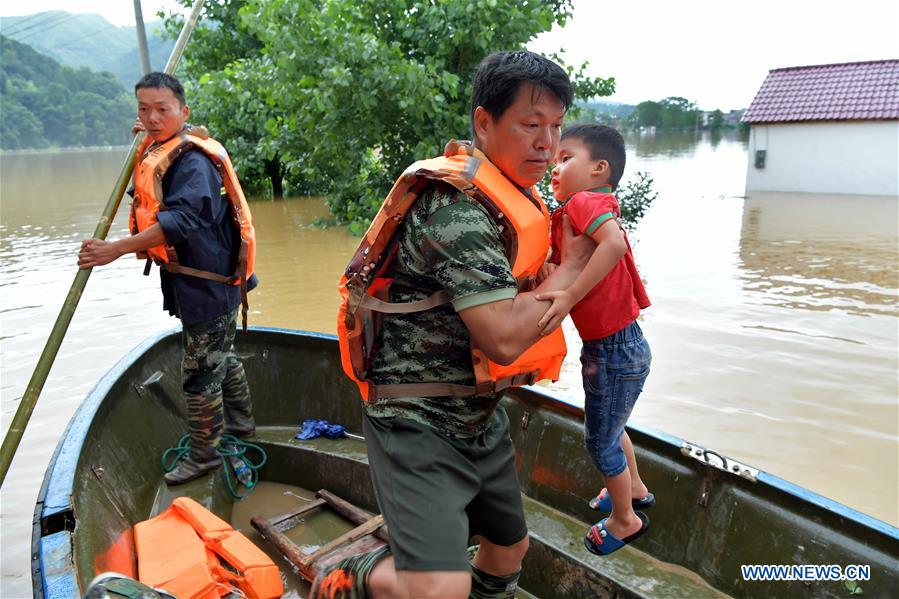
[
  {"xmin": 535, "ymin": 289, "xmax": 575, "ymax": 335},
  {"xmin": 558, "ymin": 214, "xmax": 594, "ymax": 271}
]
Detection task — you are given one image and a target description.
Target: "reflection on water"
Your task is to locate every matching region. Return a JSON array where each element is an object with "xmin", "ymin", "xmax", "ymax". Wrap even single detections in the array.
[
  {"xmin": 245, "ymin": 200, "xmax": 359, "ymax": 333},
  {"xmin": 739, "ymin": 192, "xmax": 897, "ymax": 316},
  {"xmin": 626, "ymin": 129, "xmax": 736, "ymax": 159},
  {"xmin": 1, "ymin": 136, "xmax": 897, "ymax": 596}
]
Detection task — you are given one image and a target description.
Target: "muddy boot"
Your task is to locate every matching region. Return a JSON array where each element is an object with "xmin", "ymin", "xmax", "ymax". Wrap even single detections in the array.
[
  {"xmin": 222, "ymin": 359, "xmax": 255, "ymax": 438},
  {"xmin": 83, "ymin": 572, "xmax": 177, "ymax": 599},
  {"xmin": 310, "ymin": 546, "xmax": 390, "ymax": 599},
  {"xmin": 164, "ymin": 455, "xmax": 223, "ymax": 486}
]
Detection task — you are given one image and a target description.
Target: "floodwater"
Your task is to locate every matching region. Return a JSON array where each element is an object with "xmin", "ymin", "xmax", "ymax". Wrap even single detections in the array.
[
  {"xmin": 229, "ymin": 482, "xmax": 344, "ymax": 598},
  {"xmin": 2, "ymin": 132, "xmax": 897, "ymax": 596}
]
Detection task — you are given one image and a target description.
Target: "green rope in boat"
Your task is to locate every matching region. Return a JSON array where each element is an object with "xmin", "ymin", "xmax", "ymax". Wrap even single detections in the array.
[{"xmin": 161, "ymin": 434, "xmax": 267, "ymax": 500}]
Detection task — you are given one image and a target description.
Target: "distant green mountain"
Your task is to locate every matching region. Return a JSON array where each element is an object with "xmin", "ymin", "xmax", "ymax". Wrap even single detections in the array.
[
  {"xmin": 1, "ymin": 35, "xmax": 135, "ymax": 149},
  {"xmin": 0, "ymin": 11, "xmax": 175, "ymax": 88}
]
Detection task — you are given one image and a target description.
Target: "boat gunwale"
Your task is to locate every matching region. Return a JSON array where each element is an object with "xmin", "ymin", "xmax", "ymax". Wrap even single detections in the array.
[
  {"xmin": 511, "ymin": 384, "xmax": 899, "ymax": 541},
  {"xmin": 31, "ymin": 326, "xmax": 899, "ymax": 597}
]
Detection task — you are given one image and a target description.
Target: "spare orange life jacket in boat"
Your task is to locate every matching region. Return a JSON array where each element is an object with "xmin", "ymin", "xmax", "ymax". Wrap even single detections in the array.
[
  {"xmin": 130, "ymin": 127, "xmax": 256, "ymax": 328},
  {"xmin": 337, "ymin": 141, "xmax": 566, "ymax": 402},
  {"xmin": 133, "ymin": 496, "xmax": 282, "ymax": 599}
]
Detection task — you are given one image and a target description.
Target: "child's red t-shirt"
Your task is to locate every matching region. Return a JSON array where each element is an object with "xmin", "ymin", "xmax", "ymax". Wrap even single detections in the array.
[{"xmin": 549, "ymin": 187, "xmax": 650, "ymax": 341}]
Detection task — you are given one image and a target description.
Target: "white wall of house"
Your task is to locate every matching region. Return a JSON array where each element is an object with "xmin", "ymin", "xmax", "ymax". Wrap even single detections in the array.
[{"xmin": 746, "ymin": 121, "xmax": 899, "ymax": 196}]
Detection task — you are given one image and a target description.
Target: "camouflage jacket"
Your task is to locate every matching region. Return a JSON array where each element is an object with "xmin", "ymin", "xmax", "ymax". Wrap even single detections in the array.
[{"xmin": 365, "ymin": 181, "xmax": 518, "ymax": 437}]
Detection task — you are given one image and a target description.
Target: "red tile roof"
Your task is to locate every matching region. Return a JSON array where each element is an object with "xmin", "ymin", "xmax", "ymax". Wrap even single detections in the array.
[{"xmin": 743, "ymin": 59, "xmax": 899, "ymax": 123}]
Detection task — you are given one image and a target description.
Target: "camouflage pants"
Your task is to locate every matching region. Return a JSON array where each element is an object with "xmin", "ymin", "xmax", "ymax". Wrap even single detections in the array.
[{"xmin": 181, "ymin": 307, "xmax": 253, "ymax": 461}]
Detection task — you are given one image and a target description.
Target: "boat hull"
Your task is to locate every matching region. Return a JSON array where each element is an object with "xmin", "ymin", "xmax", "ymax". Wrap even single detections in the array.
[{"xmin": 33, "ymin": 328, "xmax": 899, "ymax": 598}]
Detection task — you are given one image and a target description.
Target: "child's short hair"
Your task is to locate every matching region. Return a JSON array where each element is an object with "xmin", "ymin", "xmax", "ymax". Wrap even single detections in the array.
[{"xmin": 561, "ymin": 124, "xmax": 626, "ymax": 189}]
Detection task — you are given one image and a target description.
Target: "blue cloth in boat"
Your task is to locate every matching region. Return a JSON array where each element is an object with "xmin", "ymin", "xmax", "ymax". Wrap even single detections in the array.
[
  {"xmin": 152, "ymin": 148, "xmax": 258, "ymax": 326},
  {"xmin": 296, "ymin": 419, "xmax": 349, "ymax": 440}
]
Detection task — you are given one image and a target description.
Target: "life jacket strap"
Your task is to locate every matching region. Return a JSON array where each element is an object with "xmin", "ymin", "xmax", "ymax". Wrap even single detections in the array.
[
  {"xmin": 237, "ymin": 238, "xmax": 249, "ymax": 331},
  {"xmin": 161, "ymin": 239, "xmax": 250, "ymax": 330},
  {"xmin": 354, "ymin": 287, "xmax": 451, "ymax": 314},
  {"xmin": 368, "ymin": 371, "xmax": 538, "ymax": 400},
  {"xmin": 164, "ymin": 263, "xmax": 232, "ymax": 283},
  {"xmin": 347, "ymin": 274, "xmax": 532, "ymax": 316}
]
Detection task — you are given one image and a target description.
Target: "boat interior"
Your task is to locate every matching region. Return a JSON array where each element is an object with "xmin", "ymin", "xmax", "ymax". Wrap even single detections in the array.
[{"xmin": 33, "ymin": 328, "xmax": 899, "ymax": 598}]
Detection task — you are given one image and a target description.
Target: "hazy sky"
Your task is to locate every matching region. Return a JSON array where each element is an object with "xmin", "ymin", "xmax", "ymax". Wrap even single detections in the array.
[
  {"xmin": 531, "ymin": 0, "xmax": 899, "ymax": 110},
  {"xmin": 0, "ymin": 1, "xmax": 184, "ymax": 28},
  {"xmin": 3, "ymin": 0, "xmax": 897, "ymax": 110}
]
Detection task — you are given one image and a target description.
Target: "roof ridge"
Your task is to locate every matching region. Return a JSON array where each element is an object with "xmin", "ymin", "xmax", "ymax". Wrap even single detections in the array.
[{"xmin": 769, "ymin": 59, "xmax": 899, "ymax": 73}]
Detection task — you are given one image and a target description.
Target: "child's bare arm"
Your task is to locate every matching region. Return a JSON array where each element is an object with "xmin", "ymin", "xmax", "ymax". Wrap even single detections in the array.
[{"xmin": 535, "ymin": 221, "xmax": 628, "ymax": 333}]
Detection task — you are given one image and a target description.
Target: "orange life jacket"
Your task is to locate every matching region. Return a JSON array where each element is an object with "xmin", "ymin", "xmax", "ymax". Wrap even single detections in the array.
[
  {"xmin": 130, "ymin": 127, "xmax": 256, "ymax": 328},
  {"xmin": 337, "ymin": 141, "xmax": 566, "ymax": 402},
  {"xmin": 133, "ymin": 497, "xmax": 283, "ymax": 599}
]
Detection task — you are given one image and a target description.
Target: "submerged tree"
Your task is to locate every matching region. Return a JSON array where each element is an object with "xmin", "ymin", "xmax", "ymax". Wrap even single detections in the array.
[
  {"xmin": 165, "ymin": 0, "xmax": 614, "ymax": 232},
  {"xmin": 616, "ymin": 171, "xmax": 657, "ymax": 230},
  {"xmin": 626, "ymin": 96, "xmax": 701, "ymax": 131}
]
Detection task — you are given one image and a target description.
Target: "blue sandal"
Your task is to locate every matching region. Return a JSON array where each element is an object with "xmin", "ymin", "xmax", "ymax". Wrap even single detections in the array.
[
  {"xmin": 584, "ymin": 511, "xmax": 650, "ymax": 556},
  {"xmin": 588, "ymin": 488, "xmax": 655, "ymax": 512}
]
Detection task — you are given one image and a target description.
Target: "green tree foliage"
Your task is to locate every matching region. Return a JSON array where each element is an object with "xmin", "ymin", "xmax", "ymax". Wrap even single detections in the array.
[
  {"xmin": 626, "ymin": 96, "xmax": 701, "ymax": 130},
  {"xmin": 163, "ymin": 0, "xmax": 279, "ymax": 197},
  {"xmin": 575, "ymin": 100, "xmax": 634, "ymax": 126},
  {"xmin": 164, "ymin": 0, "xmax": 614, "ymax": 233},
  {"xmin": 616, "ymin": 171, "xmax": 657, "ymax": 230},
  {"xmin": 630, "ymin": 100, "xmax": 663, "ymax": 129},
  {"xmin": 0, "ymin": 35, "xmax": 134, "ymax": 149}
]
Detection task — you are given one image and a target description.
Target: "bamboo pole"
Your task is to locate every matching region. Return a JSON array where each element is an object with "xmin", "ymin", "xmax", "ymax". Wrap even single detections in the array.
[
  {"xmin": 0, "ymin": 0, "xmax": 207, "ymax": 488},
  {"xmin": 133, "ymin": 0, "xmax": 152, "ymax": 75}
]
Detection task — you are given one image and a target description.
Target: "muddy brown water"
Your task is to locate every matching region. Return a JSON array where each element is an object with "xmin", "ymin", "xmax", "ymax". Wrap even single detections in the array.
[{"xmin": 2, "ymin": 132, "xmax": 896, "ymax": 596}]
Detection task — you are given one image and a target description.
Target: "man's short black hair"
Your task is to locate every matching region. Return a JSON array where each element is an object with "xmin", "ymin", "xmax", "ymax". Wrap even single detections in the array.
[
  {"xmin": 135, "ymin": 72, "xmax": 186, "ymax": 106},
  {"xmin": 471, "ymin": 51, "xmax": 573, "ymax": 134},
  {"xmin": 562, "ymin": 123, "xmax": 627, "ymax": 189}
]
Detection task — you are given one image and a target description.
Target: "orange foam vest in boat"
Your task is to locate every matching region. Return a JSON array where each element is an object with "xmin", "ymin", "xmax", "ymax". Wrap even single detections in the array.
[
  {"xmin": 337, "ymin": 141, "xmax": 566, "ymax": 402},
  {"xmin": 133, "ymin": 497, "xmax": 283, "ymax": 599},
  {"xmin": 130, "ymin": 127, "xmax": 256, "ymax": 328}
]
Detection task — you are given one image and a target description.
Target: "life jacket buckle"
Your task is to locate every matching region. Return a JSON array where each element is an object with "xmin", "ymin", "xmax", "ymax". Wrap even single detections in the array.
[{"xmin": 475, "ymin": 381, "xmax": 496, "ymax": 396}]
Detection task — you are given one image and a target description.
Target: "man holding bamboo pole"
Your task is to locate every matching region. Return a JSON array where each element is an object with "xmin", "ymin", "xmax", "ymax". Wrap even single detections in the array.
[{"xmin": 78, "ymin": 72, "xmax": 258, "ymax": 485}]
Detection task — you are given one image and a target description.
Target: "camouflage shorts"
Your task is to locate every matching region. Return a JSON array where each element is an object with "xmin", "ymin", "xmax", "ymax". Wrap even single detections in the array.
[{"xmin": 180, "ymin": 307, "xmax": 253, "ymax": 459}]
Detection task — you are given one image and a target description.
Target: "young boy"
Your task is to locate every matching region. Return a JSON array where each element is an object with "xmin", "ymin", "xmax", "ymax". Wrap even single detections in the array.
[{"xmin": 536, "ymin": 124, "xmax": 654, "ymax": 556}]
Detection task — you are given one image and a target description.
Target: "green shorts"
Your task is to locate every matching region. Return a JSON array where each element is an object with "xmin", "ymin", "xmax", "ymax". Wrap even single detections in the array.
[{"xmin": 363, "ymin": 405, "xmax": 528, "ymax": 572}]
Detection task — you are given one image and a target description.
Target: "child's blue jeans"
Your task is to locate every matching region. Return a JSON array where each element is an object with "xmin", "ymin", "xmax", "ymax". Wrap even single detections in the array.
[{"xmin": 581, "ymin": 320, "xmax": 652, "ymax": 477}]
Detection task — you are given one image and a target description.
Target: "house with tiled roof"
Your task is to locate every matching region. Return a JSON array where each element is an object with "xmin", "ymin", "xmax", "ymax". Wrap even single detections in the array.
[{"xmin": 743, "ymin": 59, "xmax": 899, "ymax": 196}]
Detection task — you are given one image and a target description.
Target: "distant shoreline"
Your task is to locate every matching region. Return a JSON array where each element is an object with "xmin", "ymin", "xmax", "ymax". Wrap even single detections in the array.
[{"xmin": 0, "ymin": 145, "xmax": 131, "ymax": 156}]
